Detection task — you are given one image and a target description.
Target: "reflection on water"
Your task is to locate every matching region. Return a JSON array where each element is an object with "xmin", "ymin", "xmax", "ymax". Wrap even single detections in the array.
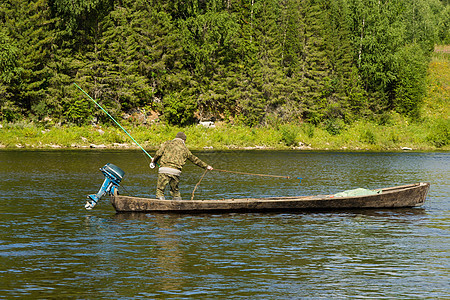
[
  {"xmin": 0, "ymin": 150, "xmax": 448, "ymax": 298},
  {"xmin": 153, "ymin": 215, "xmax": 184, "ymax": 293}
]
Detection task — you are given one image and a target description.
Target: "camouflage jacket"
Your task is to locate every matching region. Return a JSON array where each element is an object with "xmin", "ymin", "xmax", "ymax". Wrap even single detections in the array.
[{"xmin": 153, "ymin": 138, "xmax": 208, "ymax": 171}]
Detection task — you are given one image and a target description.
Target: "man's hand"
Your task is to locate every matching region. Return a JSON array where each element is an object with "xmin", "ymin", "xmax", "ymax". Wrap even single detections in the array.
[{"xmin": 207, "ymin": 165, "xmax": 213, "ymax": 171}]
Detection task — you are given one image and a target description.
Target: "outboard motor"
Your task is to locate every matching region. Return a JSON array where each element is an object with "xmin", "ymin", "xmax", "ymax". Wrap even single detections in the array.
[{"xmin": 86, "ymin": 163, "xmax": 125, "ymax": 210}]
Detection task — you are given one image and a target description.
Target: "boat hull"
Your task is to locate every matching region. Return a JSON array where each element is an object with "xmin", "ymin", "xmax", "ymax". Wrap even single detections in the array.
[{"xmin": 110, "ymin": 182, "xmax": 429, "ymax": 213}]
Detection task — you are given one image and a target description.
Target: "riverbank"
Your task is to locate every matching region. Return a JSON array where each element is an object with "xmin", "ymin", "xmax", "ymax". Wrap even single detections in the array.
[
  {"xmin": 1, "ymin": 116, "xmax": 448, "ymax": 151},
  {"xmin": 1, "ymin": 51, "xmax": 448, "ymax": 152}
]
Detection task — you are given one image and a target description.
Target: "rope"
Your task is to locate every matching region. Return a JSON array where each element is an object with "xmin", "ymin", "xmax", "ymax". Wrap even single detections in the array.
[
  {"xmin": 119, "ymin": 184, "xmax": 131, "ymax": 195},
  {"xmin": 191, "ymin": 168, "xmax": 209, "ymax": 200},
  {"xmin": 190, "ymin": 168, "xmax": 292, "ymax": 200},
  {"xmin": 213, "ymin": 168, "xmax": 291, "ymax": 179}
]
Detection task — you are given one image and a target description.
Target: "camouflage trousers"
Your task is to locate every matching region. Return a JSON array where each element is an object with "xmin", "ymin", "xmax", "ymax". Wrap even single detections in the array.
[{"xmin": 156, "ymin": 173, "xmax": 181, "ymax": 199}]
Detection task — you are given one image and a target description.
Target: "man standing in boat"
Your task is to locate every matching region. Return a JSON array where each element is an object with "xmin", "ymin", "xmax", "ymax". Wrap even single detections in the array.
[{"xmin": 150, "ymin": 132, "xmax": 213, "ymax": 200}]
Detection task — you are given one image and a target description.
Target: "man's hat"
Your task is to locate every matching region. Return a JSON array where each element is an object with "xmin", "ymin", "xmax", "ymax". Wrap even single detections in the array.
[{"xmin": 175, "ymin": 132, "xmax": 187, "ymax": 141}]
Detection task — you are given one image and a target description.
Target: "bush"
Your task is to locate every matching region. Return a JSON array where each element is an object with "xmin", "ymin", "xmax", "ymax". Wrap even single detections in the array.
[
  {"xmin": 360, "ymin": 128, "xmax": 376, "ymax": 145},
  {"xmin": 427, "ymin": 119, "xmax": 449, "ymax": 148},
  {"xmin": 279, "ymin": 124, "xmax": 299, "ymax": 146},
  {"xmin": 324, "ymin": 118, "xmax": 344, "ymax": 135},
  {"xmin": 302, "ymin": 123, "xmax": 315, "ymax": 138},
  {"xmin": 63, "ymin": 97, "xmax": 93, "ymax": 125},
  {"xmin": 162, "ymin": 93, "xmax": 197, "ymax": 126},
  {"xmin": 0, "ymin": 100, "xmax": 22, "ymax": 122},
  {"xmin": 392, "ymin": 44, "xmax": 428, "ymax": 117}
]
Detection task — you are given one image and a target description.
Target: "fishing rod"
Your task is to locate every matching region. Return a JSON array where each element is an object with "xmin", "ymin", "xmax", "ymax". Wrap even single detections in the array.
[{"xmin": 73, "ymin": 83, "xmax": 153, "ymax": 160}]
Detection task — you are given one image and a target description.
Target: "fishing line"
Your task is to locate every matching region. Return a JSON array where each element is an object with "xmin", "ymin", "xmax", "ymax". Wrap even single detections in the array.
[
  {"xmin": 213, "ymin": 168, "xmax": 291, "ymax": 179},
  {"xmin": 190, "ymin": 168, "xmax": 296, "ymax": 200},
  {"xmin": 73, "ymin": 83, "xmax": 155, "ymax": 166}
]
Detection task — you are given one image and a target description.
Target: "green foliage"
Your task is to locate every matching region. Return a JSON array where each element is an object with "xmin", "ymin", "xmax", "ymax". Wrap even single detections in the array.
[
  {"xmin": 178, "ymin": 8, "xmax": 242, "ymax": 118},
  {"xmin": 51, "ymin": 0, "xmax": 114, "ymax": 49},
  {"xmin": 0, "ymin": 29, "xmax": 22, "ymax": 121},
  {"xmin": 324, "ymin": 118, "xmax": 345, "ymax": 135},
  {"xmin": 302, "ymin": 123, "xmax": 315, "ymax": 138},
  {"xmin": 376, "ymin": 112, "xmax": 393, "ymax": 126},
  {"xmin": 1, "ymin": 115, "xmax": 448, "ymax": 150},
  {"xmin": 0, "ymin": 0, "xmax": 446, "ymax": 127},
  {"xmin": 63, "ymin": 96, "xmax": 93, "ymax": 125},
  {"xmin": 279, "ymin": 124, "xmax": 299, "ymax": 146},
  {"xmin": 1, "ymin": 0, "xmax": 61, "ymax": 122},
  {"xmin": 427, "ymin": 119, "xmax": 450, "ymax": 148},
  {"xmin": 392, "ymin": 43, "xmax": 429, "ymax": 117},
  {"xmin": 162, "ymin": 93, "xmax": 197, "ymax": 126},
  {"xmin": 1, "ymin": 100, "xmax": 22, "ymax": 122},
  {"xmin": 437, "ymin": 4, "xmax": 450, "ymax": 44},
  {"xmin": 0, "ymin": 30, "xmax": 19, "ymax": 84},
  {"xmin": 360, "ymin": 127, "xmax": 376, "ymax": 145},
  {"xmin": 347, "ymin": 0, "xmax": 439, "ymax": 118}
]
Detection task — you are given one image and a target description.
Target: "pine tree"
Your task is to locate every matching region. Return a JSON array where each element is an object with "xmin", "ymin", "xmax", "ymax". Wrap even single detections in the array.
[
  {"xmin": 1, "ymin": 0, "xmax": 56, "ymax": 119},
  {"xmin": 277, "ymin": 0, "xmax": 312, "ymax": 123},
  {"xmin": 293, "ymin": 0, "xmax": 331, "ymax": 124},
  {"xmin": 216, "ymin": 0, "xmax": 260, "ymax": 123},
  {"xmin": 0, "ymin": 28, "xmax": 21, "ymax": 121},
  {"xmin": 47, "ymin": 0, "xmax": 114, "ymax": 123},
  {"xmin": 0, "ymin": 0, "xmax": 442, "ymax": 125},
  {"xmin": 320, "ymin": 0, "xmax": 363, "ymax": 122},
  {"xmin": 249, "ymin": 0, "xmax": 288, "ymax": 125}
]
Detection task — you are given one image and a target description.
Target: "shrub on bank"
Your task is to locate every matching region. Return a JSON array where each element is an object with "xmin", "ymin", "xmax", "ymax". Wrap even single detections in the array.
[
  {"xmin": 427, "ymin": 119, "xmax": 450, "ymax": 148},
  {"xmin": 0, "ymin": 114, "xmax": 448, "ymax": 151}
]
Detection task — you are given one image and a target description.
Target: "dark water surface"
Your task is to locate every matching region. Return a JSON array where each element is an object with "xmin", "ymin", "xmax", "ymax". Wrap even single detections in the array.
[{"xmin": 0, "ymin": 150, "xmax": 448, "ymax": 299}]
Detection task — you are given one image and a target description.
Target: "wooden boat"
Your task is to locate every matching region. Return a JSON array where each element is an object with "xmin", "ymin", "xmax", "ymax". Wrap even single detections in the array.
[{"xmin": 110, "ymin": 182, "xmax": 430, "ymax": 213}]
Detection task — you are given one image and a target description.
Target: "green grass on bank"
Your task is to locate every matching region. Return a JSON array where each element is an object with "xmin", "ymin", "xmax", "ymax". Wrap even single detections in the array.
[
  {"xmin": 1, "ymin": 116, "xmax": 448, "ymax": 151},
  {"xmin": 1, "ymin": 51, "xmax": 448, "ymax": 151}
]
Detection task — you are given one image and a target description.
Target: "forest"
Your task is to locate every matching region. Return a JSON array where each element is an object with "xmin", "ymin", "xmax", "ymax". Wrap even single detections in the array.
[{"xmin": 1, "ymin": 0, "xmax": 449, "ymax": 128}]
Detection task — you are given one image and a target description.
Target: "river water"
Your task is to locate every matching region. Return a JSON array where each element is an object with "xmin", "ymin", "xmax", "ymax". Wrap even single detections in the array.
[{"xmin": 0, "ymin": 150, "xmax": 448, "ymax": 299}]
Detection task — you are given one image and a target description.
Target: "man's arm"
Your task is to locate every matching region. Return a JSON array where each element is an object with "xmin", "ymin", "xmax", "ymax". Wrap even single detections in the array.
[
  {"xmin": 187, "ymin": 150, "xmax": 212, "ymax": 170},
  {"xmin": 151, "ymin": 142, "xmax": 166, "ymax": 165}
]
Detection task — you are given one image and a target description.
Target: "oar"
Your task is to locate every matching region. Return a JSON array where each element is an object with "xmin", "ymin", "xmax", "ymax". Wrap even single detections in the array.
[{"xmin": 73, "ymin": 83, "xmax": 155, "ymax": 164}]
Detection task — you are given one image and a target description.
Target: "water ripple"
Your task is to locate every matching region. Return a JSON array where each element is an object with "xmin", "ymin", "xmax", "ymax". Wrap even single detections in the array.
[{"xmin": 0, "ymin": 150, "xmax": 448, "ymax": 299}]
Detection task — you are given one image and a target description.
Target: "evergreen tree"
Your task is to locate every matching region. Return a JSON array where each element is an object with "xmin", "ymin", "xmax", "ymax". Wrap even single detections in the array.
[
  {"xmin": 295, "ymin": 0, "xmax": 331, "ymax": 124},
  {"xmin": 250, "ymin": 0, "xmax": 291, "ymax": 125},
  {"xmin": 178, "ymin": 9, "xmax": 240, "ymax": 116},
  {"xmin": 1, "ymin": 0, "xmax": 56, "ymax": 120},
  {"xmin": 50, "ymin": 0, "xmax": 114, "ymax": 123},
  {"xmin": 146, "ymin": 0, "xmax": 200, "ymax": 124},
  {"xmin": 51, "ymin": 0, "xmax": 114, "ymax": 51},
  {"xmin": 218, "ymin": 0, "xmax": 260, "ymax": 123},
  {"xmin": 320, "ymin": 0, "xmax": 359, "ymax": 122},
  {"xmin": 274, "ymin": 0, "xmax": 307, "ymax": 123},
  {"xmin": 0, "ymin": 0, "xmax": 443, "ymax": 125},
  {"xmin": 0, "ymin": 28, "xmax": 21, "ymax": 121}
]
